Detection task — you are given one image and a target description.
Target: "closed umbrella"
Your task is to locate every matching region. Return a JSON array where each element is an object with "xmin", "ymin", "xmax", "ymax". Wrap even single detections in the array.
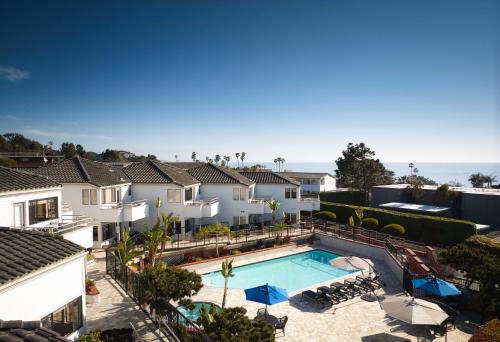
[
  {"xmin": 380, "ymin": 296, "xmax": 448, "ymax": 325},
  {"xmin": 244, "ymin": 284, "xmax": 289, "ymax": 309},
  {"xmin": 412, "ymin": 277, "xmax": 461, "ymax": 297}
]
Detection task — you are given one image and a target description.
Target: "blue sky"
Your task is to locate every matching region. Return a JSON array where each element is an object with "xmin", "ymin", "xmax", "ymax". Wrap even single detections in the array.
[{"xmin": 1, "ymin": 0, "xmax": 499, "ymax": 162}]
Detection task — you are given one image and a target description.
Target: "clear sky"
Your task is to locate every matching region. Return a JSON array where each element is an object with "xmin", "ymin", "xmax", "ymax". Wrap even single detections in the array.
[{"xmin": 1, "ymin": 0, "xmax": 499, "ymax": 162}]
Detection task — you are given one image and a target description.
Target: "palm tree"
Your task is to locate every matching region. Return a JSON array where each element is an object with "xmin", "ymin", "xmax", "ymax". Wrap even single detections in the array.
[
  {"xmin": 215, "ymin": 154, "xmax": 221, "ymax": 165},
  {"xmin": 235, "ymin": 153, "xmax": 240, "ymax": 168},
  {"xmin": 174, "ymin": 154, "xmax": 178, "ymax": 162},
  {"xmin": 221, "ymin": 259, "xmax": 234, "ymax": 309},
  {"xmin": 267, "ymin": 199, "xmax": 280, "ymax": 226},
  {"xmin": 160, "ymin": 212, "xmax": 176, "ymax": 252},
  {"xmin": 198, "ymin": 303, "xmax": 217, "ymax": 327},
  {"xmin": 191, "ymin": 152, "xmax": 196, "ymax": 162},
  {"xmin": 408, "ymin": 163, "xmax": 414, "ymax": 177},
  {"xmin": 142, "ymin": 224, "xmax": 165, "ymax": 267},
  {"xmin": 198, "ymin": 223, "xmax": 231, "ymax": 257},
  {"xmin": 116, "ymin": 227, "xmax": 140, "ymax": 281},
  {"xmin": 275, "ymin": 220, "xmax": 287, "ymax": 240},
  {"xmin": 274, "ymin": 158, "xmax": 278, "ymax": 171},
  {"xmin": 469, "ymin": 173, "xmax": 486, "ymax": 188},
  {"xmin": 223, "ymin": 155, "xmax": 230, "ymax": 167},
  {"xmin": 483, "ymin": 174, "xmax": 497, "ymax": 188},
  {"xmin": 240, "ymin": 152, "xmax": 246, "ymax": 167}
]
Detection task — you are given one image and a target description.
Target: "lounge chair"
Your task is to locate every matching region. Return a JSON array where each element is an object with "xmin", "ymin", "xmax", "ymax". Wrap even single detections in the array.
[
  {"xmin": 330, "ymin": 282, "xmax": 356, "ymax": 298},
  {"xmin": 301, "ymin": 290, "xmax": 333, "ymax": 307},
  {"xmin": 356, "ymin": 274, "xmax": 384, "ymax": 288},
  {"xmin": 343, "ymin": 280, "xmax": 367, "ymax": 295},
  {"xmin": 353, "ymin": 276, "xmax": 379, "ymax": 291},
  {"xmin": 274, "ymin": 316, "xmax": 288, "ymax": 336},
  {"xmin": 317, "ymin": 286, "xmax": 347, "ymax": 302}
]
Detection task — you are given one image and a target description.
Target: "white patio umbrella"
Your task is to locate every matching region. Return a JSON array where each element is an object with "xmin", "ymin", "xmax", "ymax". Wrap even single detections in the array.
[
  {"xmin": 330, "ymin": 256, "xmax": 374, "ymax": 274},
  {"xmin": 380, "ymin": 296, "xmax": 448, "ymax": 325}
]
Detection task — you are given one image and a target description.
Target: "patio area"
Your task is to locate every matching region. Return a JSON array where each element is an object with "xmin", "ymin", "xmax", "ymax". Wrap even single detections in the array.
[{"xmin": 187, "ymin": 245, "xmax": 478, "ymax": 341}]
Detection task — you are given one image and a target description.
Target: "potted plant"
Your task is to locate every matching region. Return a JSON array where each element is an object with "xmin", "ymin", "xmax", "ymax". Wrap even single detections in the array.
[{"xmin": 86, "ymin": 279, "xmax": 101, "ymax": 304}]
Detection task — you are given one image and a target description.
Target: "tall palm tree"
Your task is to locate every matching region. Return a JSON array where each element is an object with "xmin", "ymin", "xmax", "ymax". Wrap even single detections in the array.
[
  {"xmin": 235, "ymin": 153, "xmax": 240, "ymax": 168},
  {"xmin": 240, "ymin": 152, "xmax": 246, "ymax": 167},
  {"xmin": 215, "ymin": 154, "xmax": 221, "ymax": 165},
  {"xmin": 160, "ymin": 212, "xmax": 176, "ymax": 252},
  {"xmin": 408, "ymin": 163, "xmax": 414, "ymax": 177},
  {"xmin": 174, "ymin": 154, "xmax": 178, "ymax": 162},
  {"xmin": 469, "ymin": 173, "xmax": 485, "ymax": 188},
  {"xmin": 223, "ymin": 155, "xmax": 230, "ymax": 167},
  {"xmin": 191, "ymin": 152, "xmax": 196, "ymax": 162},
  {"xmin": 198, "ymin": 223, "xmax": 231, "ymax": 257},
  {"xmin": 280, "ymin": 157, "xmax": 286, "ymax": 171},
  {"xmin": 274, "ymin": 158, "xmax": 278, "ymax": 171},
  {"xmin": 484, "ymin": 174, "xmax": 497, "ymax": 188},
  {"xmin": 267, "ymin": 199, "xmax": 280, "ymax": 226},
  {"xmin": 221, "ymin": 259, "xmax": 234, "ymax": 309}
]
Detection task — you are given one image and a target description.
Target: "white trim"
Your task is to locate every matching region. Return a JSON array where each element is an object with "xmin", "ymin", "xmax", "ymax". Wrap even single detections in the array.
[{"xmin": 0, "ymin": 186, "xmax": 63, "ymax": 197}]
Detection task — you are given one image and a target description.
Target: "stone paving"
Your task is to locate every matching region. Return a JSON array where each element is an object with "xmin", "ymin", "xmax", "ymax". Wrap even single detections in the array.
[
  {"xmin": 85, "ymin": 251, "xmax": 163, "ymax": 341},
  {"xmin": 189, "ymin": 244, "xmax": 478, "ymax": 342}
]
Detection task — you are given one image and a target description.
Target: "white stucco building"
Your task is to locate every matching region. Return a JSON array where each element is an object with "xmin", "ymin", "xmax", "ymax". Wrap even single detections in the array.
[
  {"xmin": 0, "ymin": 228, "xmax": 87, "ymax": 341},
  {"xmin": 279, "ymin": 172, "xmax": 336, "ymax": 193},
  {"xmin": 33, "ymin": 157, "xmax": 149, "ymax": 248},
  {"xmin": 0, "ymin": 166, "xmax": 93, "ymax": 248}
]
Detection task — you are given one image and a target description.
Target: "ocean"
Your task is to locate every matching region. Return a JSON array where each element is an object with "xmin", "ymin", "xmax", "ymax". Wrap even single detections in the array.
[{"xmin": 253, "ymin": 162, "xmax": 500, "ymax": 187}]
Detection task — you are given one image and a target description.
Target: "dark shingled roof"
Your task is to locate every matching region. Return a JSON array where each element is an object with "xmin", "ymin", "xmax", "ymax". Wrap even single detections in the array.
[
  {"xmin": 185, "ymin": 163, "xmax": 255, "ymax": 186},
  {"xmin": 0, "ymin": 228, "xmax": 84, "ymax": 287},
  {"xmin": 123, "ymin": 161, "xmax": 199, "ymax": 186},
  {"xmin": 239, "ymin": 171, "xmax": 300, "ymax": 185},
  {"xmin": 0, "ymin": 320, "xmax": 68, "ymax": 341},
  {"xmin": 0, "ymin": 167, "xmax": 61, "ymax": 193},
  {"xmin": 0, "ymin": 320, "xmax": 69, "ymax": 342},
  {"xmin": 33, "ymin": 157, "xmax": 130, "ymax": 187},
  {"xmin": 165, "ymin": 162, "xmax": 204, "ymax": 170}
]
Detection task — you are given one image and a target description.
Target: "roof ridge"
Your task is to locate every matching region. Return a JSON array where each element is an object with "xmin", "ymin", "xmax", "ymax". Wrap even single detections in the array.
[
  {"xmin": 73, "ymin": 156, "xmax": 91, "ymax": 183},
  {"xmin": 211, "ymin": 164, "xmax": 255, "ymax": 185},
  {"xmin": 148, "ymin": 160, "xmax": 175, "ymax": 183}
]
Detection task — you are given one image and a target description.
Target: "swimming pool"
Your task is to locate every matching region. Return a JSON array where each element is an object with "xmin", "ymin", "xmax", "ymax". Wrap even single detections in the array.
[{"xmin": 202, "ymin": 249, "xmax": 357, "ymax": 292}]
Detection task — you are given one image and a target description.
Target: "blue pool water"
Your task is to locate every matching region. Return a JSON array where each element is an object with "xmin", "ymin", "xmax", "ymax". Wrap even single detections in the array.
[
  {"xmin": 177, "ymin": 302, "xmax": 221, "ymax": 323},
  {"xmin": 202, "ymin": 249, "xmax": 356, "ymax": 292}
]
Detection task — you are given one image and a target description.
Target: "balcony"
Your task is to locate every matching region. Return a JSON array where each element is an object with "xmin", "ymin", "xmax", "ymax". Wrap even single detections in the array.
[
  {"xmin": 299, "ymin": 195, "xmax": 320, "ymax": 211},
  {"xmin": 184, "ymin": 197, "xmax": 219, "ymax": 218},
  {"xmin": 100, "ymin": 200, "xmax": 149, "ymax": 222},
  {"xmin": 34, "ymin": 214, "xmax": 94, "ymax": 249}
]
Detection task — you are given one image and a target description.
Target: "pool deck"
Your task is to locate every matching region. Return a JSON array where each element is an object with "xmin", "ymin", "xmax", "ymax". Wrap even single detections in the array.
[{"xmin": 187, "ymin": 244, "xmax": 477, "ymax": 341}]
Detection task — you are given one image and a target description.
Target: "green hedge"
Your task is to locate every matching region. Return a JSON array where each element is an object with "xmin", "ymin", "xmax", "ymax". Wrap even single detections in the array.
[
  {"xmin": 319, "ymin": 191, "xmax": 367, "ymax": 206},
  {"xmin": 320, "ymin": 201, "xmax": 476, "ymax": 246},
  {"xmin": 362, "ymin": 218, "xmax": 379, "ymax": 230},
  {"xmin": 313, "ymin": 211, "xmax": 337, "ymax": 221},
  {"xmin": 382, "ymin": 224, "xmax": 405, "ymax": 237}
]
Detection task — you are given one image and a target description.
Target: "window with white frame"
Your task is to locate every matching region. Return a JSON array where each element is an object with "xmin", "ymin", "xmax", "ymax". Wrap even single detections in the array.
[
  {"xmin": 233, "ymin": 188, "xmax": 246, "ymax": 201},
  {"xmin": 82, "ymin": 189, "xmax": 98, "ymax": 205},
  {"xmin": 167, "ymin": 189, "xmax": 181, "ymax": 203},
  {"xmin": 285, "ymin": 188, "xmax": 297, "ymax": 199},
  {"xmin": 185, "ymin": 187, "xmax": 193, "ymax": 202},
  {"xmin": 233, "ymin": 216, "xmax": 247, "ymax": 225},
  {"xmin": 101, "ymin": 188, "xmax": 118, "ymax": 204}
]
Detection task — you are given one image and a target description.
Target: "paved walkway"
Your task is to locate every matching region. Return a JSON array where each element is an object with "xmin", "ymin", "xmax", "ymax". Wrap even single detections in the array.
[{"xmin": 85, "ymin": 251, "xmax": 163, "ymax": 341}]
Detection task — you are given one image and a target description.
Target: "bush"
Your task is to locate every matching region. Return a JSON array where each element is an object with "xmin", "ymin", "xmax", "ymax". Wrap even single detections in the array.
[
  {"xmin": 361, "ymin": 218, "xmax": 379, "ymax": 230},
  {"xmin": 313, "ymin": 211, "xmax": 337, "ymax": 221},
  {"xmin": 382, "ymin": 224, "xmax": 405, "ymax": 236},
  {"xmin": 469, "ymin": 319, "xmax": 500, "ymax": 342},
  {"xmin": 79, "ymin": 331, "xmax": 103, "ymax": 342},
  {"xmin": 319, "ymin": 191, "xmax": 367, "ymax": 206},
  {"xmin": 320, "ymin": 201, "xmax": 476, "ymax": 245}
]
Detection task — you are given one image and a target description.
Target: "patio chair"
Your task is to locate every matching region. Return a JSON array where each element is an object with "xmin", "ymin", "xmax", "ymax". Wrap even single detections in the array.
[
  {"xmin": 256, "ymin": 308, "xmax": 268, "ymax": 317},
  {"xmin": 353, "ymin": 276, "xmax": 379, "ymax": 291},
  {"xmin": 330, "ymin": 282, "xmax": 356, "ymax": 299},
  {"xmin": 343, "ymin": 280, "xmax": 367, "ymax": 296},
  {"xmin": 301, "ymin": 290, "xmax": 333, "ymax": 308},
  {"xmin": 356, "ymin": 274, "xmax": 385, "ymax": 287},
  {"xmin": 274, "ymin": 316, "xmax": 288, "ymax": 336},
  {"xmin": 317, "ymin": 286, "xmax": 347, "ymax": 302}
]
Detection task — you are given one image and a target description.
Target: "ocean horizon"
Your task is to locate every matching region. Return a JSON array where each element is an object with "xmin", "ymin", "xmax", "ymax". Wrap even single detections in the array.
[{"xmin": 244, "ymin": 162, "xmax": 500, "ymax": 187}]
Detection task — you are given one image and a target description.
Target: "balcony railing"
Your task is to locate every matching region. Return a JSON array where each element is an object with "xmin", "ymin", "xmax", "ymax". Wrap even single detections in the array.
[
  {"xmin": 187, "ymin": 197, "xmax": 219, "ymax": 206},
  {"xmin": 101, "ymin": 199, "xmax": 148, "ymax": 209},
  {"xmin": 38, "ymin": 214, "xmax": 92, "ymax": 234},
  {"xmin": 248, "ymin": 197, "xmax": 268, "ymax": 204}
]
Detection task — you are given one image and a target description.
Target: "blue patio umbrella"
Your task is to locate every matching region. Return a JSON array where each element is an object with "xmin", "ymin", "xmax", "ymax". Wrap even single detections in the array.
[
  {"xmin": 412, "ymin": 277, "xmax": 461, "ymax": 297},
  {"xmin": 244, "ymin": 284, "xmax": 289, "ymax": 309}
]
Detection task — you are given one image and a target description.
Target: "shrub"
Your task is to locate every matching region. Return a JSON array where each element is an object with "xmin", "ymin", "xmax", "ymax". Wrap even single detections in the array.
[
  {"xmin": 362, "ymin": 218, "xmax": 379, "ymax": 230},
  {"xmin": 313, "ymin": 211, "xmax": 337, "ymax": 221},
  {"xmin": 79, "ymin": 331, "xmax": 103, "ymax": 342},
  {"xmin": 382, "ymin": 224, "xmax": 405, "ymax": 236},
  {"xmin": 320, "ymin": 201, "xmax": 476, "ymax": 245},
  {"xmin": 231, "ymin": 249, "xmax": 242, "ymax": 255},
  {"xmin": 319, "ymin": 191, "xmax": 367, "ymax": 206},
  {"xmin": 469, "ymin": 319, "xmax": 500, "ymax": 342}
]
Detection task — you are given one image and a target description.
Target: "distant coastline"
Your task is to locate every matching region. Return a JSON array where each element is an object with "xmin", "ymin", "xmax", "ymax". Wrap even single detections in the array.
[{"xmin": 249, "ymin": 162, "xmax": 500, "ymax": 187}]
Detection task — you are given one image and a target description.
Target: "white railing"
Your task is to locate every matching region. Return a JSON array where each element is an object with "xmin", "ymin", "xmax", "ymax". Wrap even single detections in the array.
[
  {"xmin": 34, "ymin": 215, "xmax": 92, "ymax": 234},
  {"xmin": 248, "ymin": 197, "xmax": 268, "ymax": 204},
  {"xmin": 187, "ymin": 197, "xmax": 219, "ymax": 206},
  {"xmin": 101, "ymin": 199, "xmax": 148, "ymax": 209},
  {"xmin": 300, "ymin": 197, "xmax": 320, "ymax": 202}
]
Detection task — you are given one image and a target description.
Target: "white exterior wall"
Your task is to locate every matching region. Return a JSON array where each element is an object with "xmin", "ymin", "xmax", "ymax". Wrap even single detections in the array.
[
  {"xmin": 0, "ymin": 187, "xmax": 63, "ymax": 228},
  {"xmin": 321, "ymin": 175, "xmax": 336, "ymax": 192},
  {"xmin": 253, "ymin": 184, "xmax": 301, "ymax": 221},
  {"xmin": 61, "ymin": 226, "xmax": 94, "ymax": 249},
  {"xmin": 0, "ymin": 255, "xmax": 87, "ymax": 340}
]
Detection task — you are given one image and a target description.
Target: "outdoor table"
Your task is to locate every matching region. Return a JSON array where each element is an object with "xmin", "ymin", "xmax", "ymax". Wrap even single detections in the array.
[{"xmin": 261, "ymin": 314, "xmax": 279, "ymax": 326}]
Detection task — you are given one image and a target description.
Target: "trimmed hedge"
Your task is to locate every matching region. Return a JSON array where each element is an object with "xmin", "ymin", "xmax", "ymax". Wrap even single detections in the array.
[
  {"xmin": 320, "ymin": 201, "xmax": 476, "ymax": 246},
  {"xmin": 382, "ymin": 224, "xmax": 405, "ymax": 237},
  {"xmin": 361, "ymin": 218, "xmax": 379, "ymax": 230},
  {"xmin": 319, "ymin": 191, "xmax": 367, "ymax": 206},
  {"xmin": 313, "ymin": 211, "xmax": 337, "ymax": 221},
  {"xmin": 469, "ymin": 319, "xmax": 500, "ymax": 342}
]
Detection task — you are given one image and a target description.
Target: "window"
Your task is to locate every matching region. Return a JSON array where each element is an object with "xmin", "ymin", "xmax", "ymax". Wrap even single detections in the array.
[
  {"xmin": 93, "ymin": 226, "xmax": 99, "ymax": 241},
  {"xmin": 29, "ymin": 197, "xmax": 58, "ymax": 225},
  {"xmin": 128, "ymin": 186, "xmax": 132, "ymax": 196},
  {"xmin": 82, "ymin": 189, "xmax": 97, "ymax": 205},
  {"xmin": 185, "ymin": 188, "xmax": 193, "ymax": 202},
  {"xmin": 320, "ymin": 178, "xmax": 325, "ymax": 185},
  {"xmin": 233, "ymin": 188, "xmax": 246, "ymax": 201},
  {"xmin": 102, "ymin": 223, "xmax": 117, "ymax": 240},
  {"xmin": 41, "ymin": 296, "xmax": 82, "ymax": 336},
  {"xmin": 285, "ymin": 188, "xmax": 297, "ymax": 199},
  {"xmin": 101, "ymin": 188, "xmax": 117, "ymax": 204},
  {"xmin": 233, "ymin": 216, "xmax": 246, "ymax": 225},
  {"xmin": 167, "ymin": 189, "xmax": 181, "ymax": 203}
]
